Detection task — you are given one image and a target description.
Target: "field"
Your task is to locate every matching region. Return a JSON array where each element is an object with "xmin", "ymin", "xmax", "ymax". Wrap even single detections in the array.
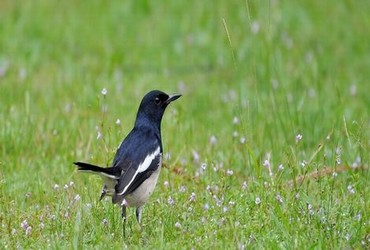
[{"xmin": 1, "ymin": 0, "xmax": 369, "ymax": 249}]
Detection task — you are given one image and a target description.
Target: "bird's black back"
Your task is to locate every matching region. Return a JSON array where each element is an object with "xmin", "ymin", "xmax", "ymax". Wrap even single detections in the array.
[{"xmin": 112, "ymin": 125, "xmax": 162, "ymax": 170}]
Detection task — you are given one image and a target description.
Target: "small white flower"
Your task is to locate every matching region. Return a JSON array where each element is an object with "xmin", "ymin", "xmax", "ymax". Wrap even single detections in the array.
[
  {"xmin": 278, "ymin": 164, "xmax": 284, "ymax": 171},
  {"xmin": 295, "ymin": 134, "xmax": 303, "ymax": 143},
  {"xmin": 201, "ymin": 163, "xmax": 207, "ymax": 172},
  {"xmin": 213, "ymin": 164, "xmax": 219, "ymax": 172},
  {"xmin": 69, "ymin": 181, "xmax": 74, "ymax": 187},
  {"xmin": 355, "ymin": 213, "xmax": 361, "ymax": 221},
  {"xmin": 241, "ymin": 181, "xmax": 248, "ymax": 190},
  {"xmin": 102, "ymin": 218, "xmax": 108, "ymax": 226},
  {"xmin": 64, "ymin": 184, "xmax": 69, "ymax": 190},
  {"xmin": 301, "ymin": 160, "xmax": 307, "ymax": 168},
  {"xmin": 347, "ymin": 185, "xmax": 355, "ymax": 194},
  {"xmin": 307, "ymin": 203, "xmax": 313, "ymax": 210},
  {"xmin": 275, "ymin": 194, "xmax": 284, "ymax": 204},
  {"xmin": 179, "ymin": 185, "xmax": 186, "ymax": 192},
  {"xmin": 101, "ymin": 88, "xmax": 108, "ymax": 96},
  {"xmin": 238, "ymin": 242, "xmax": 245, "ymax": 250},
  {"xmin": 336, "ymin": 157, "xmax": 341, "ymax": 165},
  {"xmin": 250, "ymin": 21, "xmax": 260, "ymax": 34},
  {"xmin": 96, "ymin": 131, "xmax": 102, "ymax": 140},
  {"xmin": 115, "ymin": 119, "xmax": 121, "ymax": 125},
  {"xmin": 73, "ymin": 194, "xmax": 81, "ymax": 202},
  {"xmin": 203, "ymin": 203, "xmax": 210, "ymax": 210},
  {"xmin": 201, "ymin": 217, "xmax": 207, "ymax": 223},
  {"xmin": 192, "ymin": 150, "xmax": 200, "ymax": 163},
  {"xmin": 53, "ymin": 184, "xmax": 60, "ymax": 190},
  {"xmin": 174, "ymin": 222, "xmax": 181, "ymax": 228},
  {"xmin": 263, "ymin": 156, "xmax": 273, "ymax": 177},
  {"xmin": 239, "ymin": 136, "xmax": 246, "ymax": 144},
  {"xmin": 25, "ymin": 226, "xmax": 32, "ymax": 236},
  {"xmin": 226, "ymin": 169, "xmax": 234, "ymax": 176},
  {"xmin": 351, "ymin": 156, "xmax": 361, "ymax": 168},
  {"xmin": 233, "ymin": 116, "xmax": 240, "ymax": 125},
  {"xmin": 189, "ymin": 192, "xmax": 196, "ymax": 202},
  {"xmin": 307, "ymin": 203, "xmax": 314, "ymax": 215},
  {"xmin": 21, "ymin": 220, "xmax": 28, "ymax": 230},
  {"xmin": 209, "ymin": 135, "xmax": 217, "ymax": 145},
  {"xmin": 214, "ymin": 196, "xmax": 222, "ymax": 207},
  {"xmin": 320, "ymin": 217, "xmax": 327, "ymax": 224},
  {"xmin": 335, "ymin": 147, "xmax": 341, "ymax": 155},
  {"xmin": 219, "ymin": 217, "xmax": 226, "ymax": 226},
  {"xmin": 167, "ymin": 196, "xmax": 175, "ymax": 205},
  {"xmin": 255, "ymin": 197, "xmax": 261, "ymax": 205},
  {"xmin": 344, "ymin": 233, "xmax": 351, "ymax": 241},
  {"xmin": 163, "ymin": 181, "xmax": 169, "ymax": 188},
  {"xmin": 248, "ymin": 234, "xmax": 255, "ymax": 244}
]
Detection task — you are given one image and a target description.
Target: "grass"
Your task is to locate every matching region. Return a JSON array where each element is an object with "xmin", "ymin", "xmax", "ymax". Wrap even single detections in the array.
[{"xmin": 1, "ymin": 0, "xmax": 369, "ymax": 249}]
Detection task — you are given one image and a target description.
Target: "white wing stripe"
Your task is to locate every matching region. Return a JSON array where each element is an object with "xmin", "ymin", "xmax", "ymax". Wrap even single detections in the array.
[
  {"xmin": 138, "ymin": 147, "xmax": 160, "ymax": 172},
  {"xmin": 117, "ymin": 147, "xmax": 160, "ymax": 196}
]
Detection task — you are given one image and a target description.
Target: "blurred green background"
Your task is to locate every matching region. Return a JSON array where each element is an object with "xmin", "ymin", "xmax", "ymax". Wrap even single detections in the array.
[{"xmin": 1, "ymin": 0, "xmax": 369, "ymax": 248}]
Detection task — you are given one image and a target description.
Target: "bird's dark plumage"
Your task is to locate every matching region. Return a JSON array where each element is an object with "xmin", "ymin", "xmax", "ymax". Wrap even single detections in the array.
[{"xmin": 74, "ymin": 90, "xmax": 181, "ymax": 237}]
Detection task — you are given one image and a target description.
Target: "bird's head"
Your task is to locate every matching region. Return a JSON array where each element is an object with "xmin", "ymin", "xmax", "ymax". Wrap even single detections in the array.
[{"xmin": 135, "ymin": 90, "xmax": 181, "ymax": 127}]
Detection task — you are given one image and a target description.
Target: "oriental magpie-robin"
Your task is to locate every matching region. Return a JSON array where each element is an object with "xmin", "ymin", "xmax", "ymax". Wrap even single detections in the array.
[{"xmin": 74, "ymin": 90, "xmax": 181, "ymax": 237}]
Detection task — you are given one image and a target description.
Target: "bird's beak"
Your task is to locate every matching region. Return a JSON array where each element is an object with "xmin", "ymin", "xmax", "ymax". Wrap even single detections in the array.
[{"xmin": 165, "ymin": 94, "xmax": 182, "ymax": 104}]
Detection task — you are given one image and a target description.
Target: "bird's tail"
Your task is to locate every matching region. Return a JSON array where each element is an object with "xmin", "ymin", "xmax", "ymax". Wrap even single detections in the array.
[{"xmin": 74, "ymin": 162, "xmax": 119, "ymax": 179}]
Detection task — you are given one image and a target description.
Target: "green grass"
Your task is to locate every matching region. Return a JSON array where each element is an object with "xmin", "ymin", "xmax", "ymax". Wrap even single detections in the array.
[{"xmin": 1, "ymin": 0, "xmax": 369, "ymax": 249}]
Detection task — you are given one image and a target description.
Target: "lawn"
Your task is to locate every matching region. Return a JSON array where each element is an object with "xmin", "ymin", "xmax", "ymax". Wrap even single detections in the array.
[{"xmin": 1, "ymin": 0, "xmax": 369, "ymax": 249}]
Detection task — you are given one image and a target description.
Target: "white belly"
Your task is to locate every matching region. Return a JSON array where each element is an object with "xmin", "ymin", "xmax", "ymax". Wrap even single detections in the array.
[{"xmin": 124, "ymin": 166, "xmax": 161, "ymax": 208}]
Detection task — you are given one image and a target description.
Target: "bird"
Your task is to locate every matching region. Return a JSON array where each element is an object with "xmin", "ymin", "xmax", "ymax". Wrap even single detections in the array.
[{"xmin": 74, "ymin": 90, "xmax": 181, "ymax": 237}]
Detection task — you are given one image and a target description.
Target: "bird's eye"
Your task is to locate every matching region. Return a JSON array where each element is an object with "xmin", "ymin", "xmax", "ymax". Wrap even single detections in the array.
[{"xmin": 154, "ymin": 97, "xmax": 161, "ymax": 105}]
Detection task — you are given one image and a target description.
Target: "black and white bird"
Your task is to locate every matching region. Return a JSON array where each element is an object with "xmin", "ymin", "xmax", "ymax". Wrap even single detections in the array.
[{"xmin": 74, "ymin": 90, "xmax": 181, "ymax": 237}]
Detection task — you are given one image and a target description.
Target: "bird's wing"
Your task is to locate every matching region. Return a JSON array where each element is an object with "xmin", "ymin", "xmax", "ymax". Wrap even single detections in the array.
[
  {"xmin": 113, "ymin": 147, "xmax": 161, "ymax": 201},
  {"xmin": 110, "ymin": 126, "xmax": 162, "ymax": 203},
  {"xmin": 120, "ymin": 151, "xmax": 161, "ymax": 196}
]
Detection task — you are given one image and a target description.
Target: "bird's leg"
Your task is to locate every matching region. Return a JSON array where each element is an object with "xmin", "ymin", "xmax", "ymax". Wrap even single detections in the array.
[
  {"xmin": 122, "ymin": 206, "xmax": 127, "ymax": 238},
  {"xmin": 99, "ymin": 185, "xmax": 107, "ymax": 201},
  {"xmin": 136, "ymin": 206, "xmax": 143, "ymax": 231}
]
